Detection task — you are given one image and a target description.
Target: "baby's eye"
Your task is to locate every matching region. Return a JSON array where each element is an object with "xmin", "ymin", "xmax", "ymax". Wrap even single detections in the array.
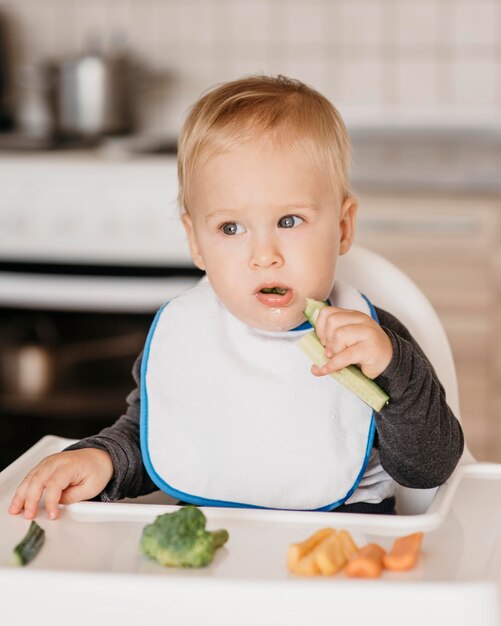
[
  {"xmin": 278, "ymin": 215, "xmax": 304, "ymax": 229},
  {"xmin": 221, "ymin": 222, "xmax": 245, "ymax": 236}
]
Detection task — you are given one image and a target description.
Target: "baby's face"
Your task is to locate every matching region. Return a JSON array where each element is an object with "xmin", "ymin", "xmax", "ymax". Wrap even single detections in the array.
[{"xmin": 182, "ymin": 136, "xmax": 356, "ymax": 331}]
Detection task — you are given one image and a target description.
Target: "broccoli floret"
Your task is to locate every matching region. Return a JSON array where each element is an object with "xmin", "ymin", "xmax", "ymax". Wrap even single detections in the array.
[{"xmin": 140, "ymin": 506, "xmax": 229, "ymax": 568}]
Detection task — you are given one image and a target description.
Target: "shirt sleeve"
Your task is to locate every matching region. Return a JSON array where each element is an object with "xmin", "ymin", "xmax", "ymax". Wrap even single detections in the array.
[
  {"xmin": 372, "ymin": 306, "xmax": 464, "ymax": 489},
  {"xmin": 64, "ymin": 352, "xmax": 157, "ymax": 501}
]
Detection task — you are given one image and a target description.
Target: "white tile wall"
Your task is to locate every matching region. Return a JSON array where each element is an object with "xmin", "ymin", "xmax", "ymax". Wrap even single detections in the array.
[
  {"xmin": 395, "ymin": 57, "xmax": 441, "ymax": 108},
  {"xmin": 451, "ymin": 54, "xmax": 498, "ymax": 106},
  {"xmin": 282, "ymin": 1, "xmax": 324, "ymax": 46},
  {"xmin": 0, "ymin": 0, "xmax": 500, "ymax": 133},
  {"xmin": 335, "ymin": 0, "xmax": 385, "ymax": 47},
  {"xmin": 221, "ymin": 0, "xmax": 271, "ymax": 46},
  {"xmin": 451, "ymin": 0, "xmax": 498, "ymax": 46},
  {"xmin": 395, "ymin": 1, "xmax": 441, "ymax": 48}
]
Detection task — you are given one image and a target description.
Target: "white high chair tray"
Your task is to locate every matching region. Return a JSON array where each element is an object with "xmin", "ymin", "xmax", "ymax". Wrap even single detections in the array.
[{"xmin": 1, "ymin": 436, "xmax": 500, "ymax": 626}]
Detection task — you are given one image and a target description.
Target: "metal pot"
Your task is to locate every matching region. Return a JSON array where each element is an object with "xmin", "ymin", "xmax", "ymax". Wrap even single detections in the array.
[
  {"xmin": 50, "ymin": 50, "xmax": 136, "ymax": 139},
  {"xmin": 1, "ymin": 343, "xmax": 55, "ymax": 397}
]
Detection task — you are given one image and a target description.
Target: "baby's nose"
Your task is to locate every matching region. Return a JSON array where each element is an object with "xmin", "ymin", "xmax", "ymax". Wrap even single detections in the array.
[{"xmin": 249, "ymin": 233, "xmax": 284, "ymax": 269}]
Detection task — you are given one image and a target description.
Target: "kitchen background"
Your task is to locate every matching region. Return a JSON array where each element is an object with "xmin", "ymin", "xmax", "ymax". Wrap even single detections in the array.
[
  {"xmin": 0, "ymin": 0, "xmax": 500, "ymax": 468},
  {"xmin": 1, "ymin": 0, "xmax": 501, "ymax": 132}
]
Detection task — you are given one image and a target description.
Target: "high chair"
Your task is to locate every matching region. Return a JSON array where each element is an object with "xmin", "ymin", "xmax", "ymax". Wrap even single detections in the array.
[
  {"xmin": 2, "ymin": 246, "xmax": 501, "ymax": 626},
  {"xmin": 337, "ymin": 243, "xmax": 476, "ymax": 514}
]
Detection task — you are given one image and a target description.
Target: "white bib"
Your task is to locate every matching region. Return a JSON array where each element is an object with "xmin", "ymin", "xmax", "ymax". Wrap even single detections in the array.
[{"xmin": 140, "ymin": 278, "xmax": 379, "ymax": 511}]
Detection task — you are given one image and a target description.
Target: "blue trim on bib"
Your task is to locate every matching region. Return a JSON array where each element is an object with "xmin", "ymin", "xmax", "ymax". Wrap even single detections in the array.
[
  {"xmin": 140, "ymin": 302, "xmax": 169, "ymax": 500},
  {"xmin": 289, "ymin": 319, "xmax": 312, "ymax": 332},
  {"xmin": 361, "ymin": 292, "xmax": 380, "ymax": 324},
  {"xmin": 140, "ymin": 290, "xmax": 380, "ymax": 511},
  {"xmin": 316, "ymin": 413, "xmax": 376, "ymax": 511}
]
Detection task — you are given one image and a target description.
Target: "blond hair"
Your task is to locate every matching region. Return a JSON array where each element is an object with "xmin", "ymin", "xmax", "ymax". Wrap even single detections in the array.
[{"xmin": 177, "ymin": 74, "xmax": 352, "ymax": 213}]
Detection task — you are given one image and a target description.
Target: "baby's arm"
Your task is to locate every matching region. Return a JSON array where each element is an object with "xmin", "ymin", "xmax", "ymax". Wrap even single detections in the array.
[
  {"xmin": 370, "ymin": 308, "xmax": 464, "ymax": 488},
  {"xmin": 311, "ymin": 304, "xmax": 463, "ymax": 487},
  {"xmin": 63, "ymin": 352, "xmax": 157, "ymax": 501}
]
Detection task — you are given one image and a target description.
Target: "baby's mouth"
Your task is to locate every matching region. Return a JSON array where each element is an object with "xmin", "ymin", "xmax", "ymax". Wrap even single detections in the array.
[
  {"xmin": 259, "ymin": 287, "xmax": 288, "ymax": 296},
  {"xmin": 255, "ymin": 285, "xmax": 294, "ymax": 307}
]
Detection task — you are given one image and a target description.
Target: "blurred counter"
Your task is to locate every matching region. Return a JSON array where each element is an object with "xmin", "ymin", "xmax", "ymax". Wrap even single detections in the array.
[
  {"xmin": 0, "ymin": 125, "xmax": 500, "ymax": 196},
  {"xmin": 349, "ymin": 126, "xmax": 501, "ymax": 195}
]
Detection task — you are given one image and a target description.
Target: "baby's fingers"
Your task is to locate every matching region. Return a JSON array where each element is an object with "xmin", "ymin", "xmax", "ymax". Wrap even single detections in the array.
[
  {"xmin": 9, "ymin": 461, "xmax": 68, "ymax": 519},
  {"xmin": 43, "ymin": 471, "xmax": 73, "ymax": 520},
  {"xmin": 8, "ymin": 479, "xmax": 31, "ymax": 516},
  {"xmin": 314, "ymin": 307, "xmax": 364, "ymax": 347},
  {"xmin": 8, "ymin": 467, "xmax": 40, "ymax": 515},
  {"xmin": 10, "ymin": 470, "xmax": 47, "ymax": 520},
  {"xmin": 312, "ymin": 344, "xmax": 364, "ymax": 377}
]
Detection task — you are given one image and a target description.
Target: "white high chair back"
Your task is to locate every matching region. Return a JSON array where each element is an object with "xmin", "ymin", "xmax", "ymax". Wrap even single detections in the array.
[{"xmin": 337, "ymin": 244, "xmax": 475, "ymax": 514}]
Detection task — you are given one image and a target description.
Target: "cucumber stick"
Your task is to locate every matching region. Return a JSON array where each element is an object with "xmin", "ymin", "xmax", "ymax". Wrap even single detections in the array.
[
  {"xmin": 298, "ymin": 298, "xmax": 390, "ymax": 412},
  {"xmin": 11, "ymin": 520, "xmax": 45, "ymax": 566}
]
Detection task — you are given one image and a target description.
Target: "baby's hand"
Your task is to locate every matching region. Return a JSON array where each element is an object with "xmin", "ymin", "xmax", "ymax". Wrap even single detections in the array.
[
  {"xmin": 311, "ymin": 305, "xmax": 392, "ymax": 380},
  {"xmin": 8, "ymin": 448, "xmax": 114, "ymax": 520}
]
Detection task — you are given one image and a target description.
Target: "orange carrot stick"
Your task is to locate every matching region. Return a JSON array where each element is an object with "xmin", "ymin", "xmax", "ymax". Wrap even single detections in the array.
[
  {"xmin": 314, "ymin": 529, "xmax": 358, "ymax": 576},
  {"xmin": 287, "ymin": 528, "xmax": 336, "ymax": 571},
  {"xmin": 383, "ymin": 532, "xmax": 424, "ymax": 571},
  {"xmin": 345, "ymin": 543, "xmax": 386, "ymax": 578},
  {"xmin": 291, "ymin": 552, "xmax": 322, "ymax": 576}
]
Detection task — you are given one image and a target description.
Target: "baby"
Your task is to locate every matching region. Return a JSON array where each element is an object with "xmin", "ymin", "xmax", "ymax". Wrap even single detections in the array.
[{"xmin": 9, "ymin": 75, "xmax": 464, "ymax": 519}]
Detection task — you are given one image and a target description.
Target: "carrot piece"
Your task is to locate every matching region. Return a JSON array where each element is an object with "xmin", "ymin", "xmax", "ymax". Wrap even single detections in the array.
[
  {"xmin": 383, "ymin": 532, "xmax": 424, "ymax": 571},
  {"xmin": 314, "ymin": 529, "xmax": 358, "ymax": 576},
  {"xmin": 345, "ymin": 543, "xmax": 386, "ymax": 578},
  {"xmin": 290, "ymin": 552, "xmax": 322, "ymax": 576},
  {"xmin": 287, "ymin": 528, "xmax": 335, "ymax": 571}
]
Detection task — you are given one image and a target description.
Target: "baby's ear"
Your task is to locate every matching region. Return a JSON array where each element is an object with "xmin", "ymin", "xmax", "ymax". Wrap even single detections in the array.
[
  {"xmin": 338, "ymin": 196, "xmax": 358, "ymax": 255},
  {"xmin": 181, "ymin": 213, "xmax": 206, "ymax": 270}
]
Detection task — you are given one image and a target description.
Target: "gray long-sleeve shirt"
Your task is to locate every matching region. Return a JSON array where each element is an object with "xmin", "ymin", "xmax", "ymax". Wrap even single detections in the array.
[{"xmin": 66, "ymin": 306, "xmax": 464, "ymax": 509}]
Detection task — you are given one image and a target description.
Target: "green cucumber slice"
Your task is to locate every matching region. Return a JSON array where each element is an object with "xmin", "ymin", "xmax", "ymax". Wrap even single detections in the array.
[
  {"xmin": 299, "ymin": 298, "xmax": 390, "ymax": 412},
  {"xmin": 304, "ymin": 297, "xmax": 326, "ymax": 325},
  {"xmin": 11, "ymin": 520, "xmax": 45, "ymax": 566}
]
